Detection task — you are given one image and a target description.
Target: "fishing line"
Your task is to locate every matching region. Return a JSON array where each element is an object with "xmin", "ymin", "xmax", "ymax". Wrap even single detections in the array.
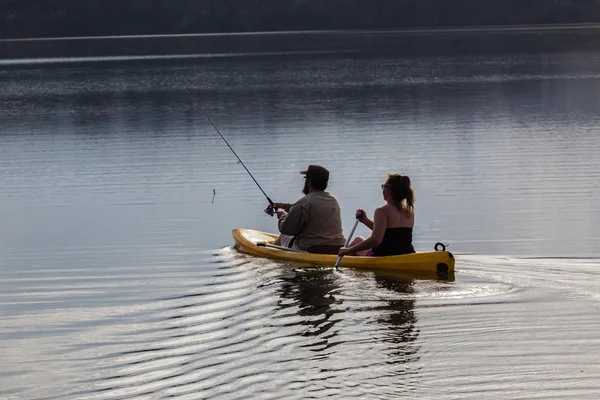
[{"xmin": 196, "ymin": 107, "xmax": 275, "ymax": 214}]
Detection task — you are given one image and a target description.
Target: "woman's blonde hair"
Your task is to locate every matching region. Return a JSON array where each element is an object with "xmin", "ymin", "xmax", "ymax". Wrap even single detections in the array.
[{"xmin": 386, "ymin": 173, "xmax": 415, "ymax": 213}]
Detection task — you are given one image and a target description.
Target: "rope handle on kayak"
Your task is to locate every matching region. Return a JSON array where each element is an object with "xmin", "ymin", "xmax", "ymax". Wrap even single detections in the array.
[{"xmin": 434, "ymin": 242, "xmax": 448, "ymax": 251}]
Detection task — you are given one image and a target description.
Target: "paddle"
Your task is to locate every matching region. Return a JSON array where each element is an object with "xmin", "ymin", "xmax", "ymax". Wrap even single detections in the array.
[
  {"xmin": 334, "ymin": 214, "xmax": 362, "ymax": 270},
  {"xmin": 257, "ymin": 242, "xmax": 308, "ymax": 253}
]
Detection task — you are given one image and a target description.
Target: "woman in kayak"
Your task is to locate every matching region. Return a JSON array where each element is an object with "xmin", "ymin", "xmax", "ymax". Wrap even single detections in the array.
[{"xmin": 338, "ymin": 173, "xmax": 415, "ymax": 257}]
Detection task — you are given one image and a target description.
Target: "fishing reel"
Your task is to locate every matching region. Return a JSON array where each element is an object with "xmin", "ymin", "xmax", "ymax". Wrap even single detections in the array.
[{"xmin": 265, "ymin": 203, "xmax": 276, "ymax": 216}]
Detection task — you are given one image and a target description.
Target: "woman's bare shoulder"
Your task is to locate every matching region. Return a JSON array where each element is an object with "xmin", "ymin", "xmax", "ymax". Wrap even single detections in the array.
[
  {"xmin": 374, "ymin": 204, "xmax": 395, "ymax": 221},
  {"xmin": 374, "ymin": 204, "xmax": 389, "ymax": 214}
]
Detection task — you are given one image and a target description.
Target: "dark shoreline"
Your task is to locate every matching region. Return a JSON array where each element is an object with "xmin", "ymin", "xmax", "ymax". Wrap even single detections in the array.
[
  {"xmin": 1, "ymin": 23, "xmax": 599, "ymax": 42},
  {"xmin": 2, "ymin": 24, "xmax": 600, "ymax": 62}
]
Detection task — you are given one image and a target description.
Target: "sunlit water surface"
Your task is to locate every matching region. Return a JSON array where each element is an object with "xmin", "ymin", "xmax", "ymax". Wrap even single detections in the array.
[{"xmin": 1, "ymin": 33, "xmax": 600, "ymax": 399}]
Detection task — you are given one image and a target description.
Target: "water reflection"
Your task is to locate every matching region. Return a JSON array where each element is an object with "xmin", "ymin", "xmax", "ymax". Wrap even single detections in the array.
[
  {"xmin": 277, "ymin": 267, "xmax": 454, "ymax": 366},
  {"xmin": 3, "ymin": 38, "xmax": 600, "ymax": 398},
  {"xmin": 371, "ymin": 274, "xmax": 420, "ymax": 364},
  {"xmin": 277, "ymin": 269, "xmax": 342, "ymax": 342}
]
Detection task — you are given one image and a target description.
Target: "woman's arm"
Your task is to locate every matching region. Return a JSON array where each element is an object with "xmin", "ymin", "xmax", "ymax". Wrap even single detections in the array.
[
  {"xmin": 356, "ymin": 209, "xmax": 374, "ymax": 230},
  {"xmin": 347, "ymin": 207, "xmax": 387, "ymax": 253}
]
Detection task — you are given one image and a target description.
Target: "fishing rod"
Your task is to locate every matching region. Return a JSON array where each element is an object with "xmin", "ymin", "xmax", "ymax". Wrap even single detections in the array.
[{"xmin": 199, "ymin": 109, "xmax": 276, "ymax": 215}]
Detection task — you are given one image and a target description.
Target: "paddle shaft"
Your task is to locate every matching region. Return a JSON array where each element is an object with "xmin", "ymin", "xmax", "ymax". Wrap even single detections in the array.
[
  {"xmin": 334, "ymin": 217, "xmax": 360, "ymax": 269},
  {"xmin": 257, "ymin": 243, "xmax": 308, "ymax": 253}
]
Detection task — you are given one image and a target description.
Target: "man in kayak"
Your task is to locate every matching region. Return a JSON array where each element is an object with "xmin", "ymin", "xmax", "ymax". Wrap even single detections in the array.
[{"xmin": 272, "ymin": 165, "xmax": 346, "ymax": 254}]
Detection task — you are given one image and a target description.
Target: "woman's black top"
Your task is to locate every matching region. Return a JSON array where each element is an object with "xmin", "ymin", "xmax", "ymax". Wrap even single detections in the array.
[{"xmin": 371, "ymin": 227, "xmax": 415, "ymax": 256}]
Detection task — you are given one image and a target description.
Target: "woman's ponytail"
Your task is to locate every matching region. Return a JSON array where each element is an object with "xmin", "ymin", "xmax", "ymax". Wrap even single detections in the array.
[{"xmin": 387, "ymin": 173, "xmax": 415, "ymax": 213}]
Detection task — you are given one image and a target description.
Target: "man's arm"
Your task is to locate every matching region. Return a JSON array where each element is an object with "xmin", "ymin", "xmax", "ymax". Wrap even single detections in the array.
[
  {"xmin": 278, "ymin": 202, "xmax": 308, "ymax": 236},
  {"xmin": 274, "ymin": 202, "xmax": 292, "ymax": 212}
]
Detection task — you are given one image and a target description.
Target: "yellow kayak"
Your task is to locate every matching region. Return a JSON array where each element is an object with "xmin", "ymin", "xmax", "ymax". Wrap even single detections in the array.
[{"xmin": 232, "ymin": 228, "xmax": 455, "ymax": 273}]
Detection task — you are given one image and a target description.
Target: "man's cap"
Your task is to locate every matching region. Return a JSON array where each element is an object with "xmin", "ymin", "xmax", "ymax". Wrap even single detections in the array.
[{"xmin": 300, "ymin": 165, "xmax": 329, "ymax": 182}]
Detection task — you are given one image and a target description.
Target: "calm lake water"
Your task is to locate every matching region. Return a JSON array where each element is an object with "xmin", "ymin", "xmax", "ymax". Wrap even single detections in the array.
[{"xmin": 1, "ymin": 30, "xmax": 600, "ymax": 399}]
